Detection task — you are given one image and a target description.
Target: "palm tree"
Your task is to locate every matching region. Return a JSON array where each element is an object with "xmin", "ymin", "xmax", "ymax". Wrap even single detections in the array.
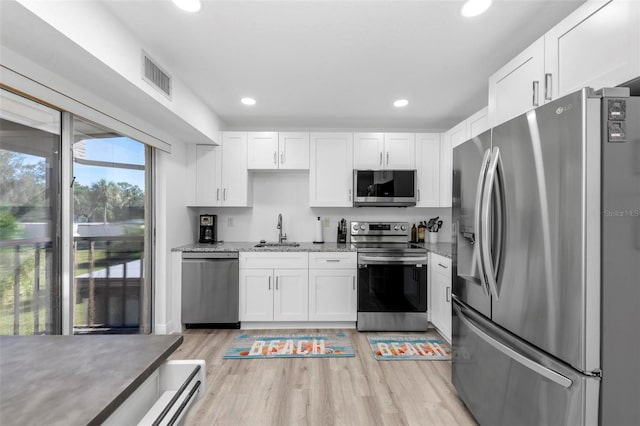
[{"xmin": 90, "ymin": 179, "xmax": 121, "ymax": 223}]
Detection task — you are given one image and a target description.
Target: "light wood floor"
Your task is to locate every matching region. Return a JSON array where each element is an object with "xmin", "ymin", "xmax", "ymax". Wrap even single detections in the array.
[{"xmin": 172, "ymin": 328, "xmax": 478, "ymax": 426}]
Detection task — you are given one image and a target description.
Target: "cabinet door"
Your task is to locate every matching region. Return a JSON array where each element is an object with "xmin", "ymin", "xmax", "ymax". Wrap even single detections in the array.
[
  {"xmin": 309, "ymin": 133, "xmax": 354, "ymax": 207},
  {"xmin": 353, "ymin": 132, "xmax": 384, "ymax": 169},
  {"xmin": 431, "ymin": 254, "xmax": 452, "ymax": 342},
  {"xmin": 247, "ymin": 132, "xmax": 278, "ymax": 169},
  {"xmin": 273, "ymin": 269, "xmax": 308, "ymax": 321},
  {"xmin": 221, "ymin": 132, "xmax": 249, "ymax": 207},
  {"xmin": 239, "ymin": 269, "xmax": 273, "ymax": 321},
  {"xmin": 415, "ymin": 133, "xmax": 440, "ymax": 207},
  {"xmin": 384, "ymin": 133, "xmax": 416, "ymax": 169},
  {"xmin": 488, "ymin": 37, "xmax": 545, "ymax": 126},
  {"xmin": 194, "ymin": 144, "xmax": 221, "ymax": 206},
  {"xmin": 308, "ymin": 269, "xmax": 357, "ymax": 321},
  {"xmin": 545, "ymin": 0, "xmax": 640, "ymax": 100},
  {"xmin": 279, "ymin": 132, "xmax": 310, "ymax": 170},
  {"xmin": 439, "ymin": 128, "xmax": 457, "ymax": 208}
]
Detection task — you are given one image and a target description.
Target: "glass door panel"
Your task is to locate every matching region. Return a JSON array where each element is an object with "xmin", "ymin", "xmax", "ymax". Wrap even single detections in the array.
[
  {"xmin": 72, "ymin": 117, "xmax": 151, "ymax": 334},
  {"xmin": 0, "ymin": 88, "xmax": 61, "ymax": 335}
]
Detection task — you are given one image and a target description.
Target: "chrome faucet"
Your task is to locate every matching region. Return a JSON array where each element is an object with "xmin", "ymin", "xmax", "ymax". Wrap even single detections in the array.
[{"xmin": 277, "ymin": 213, "xmax": 287, "ymax": 243}]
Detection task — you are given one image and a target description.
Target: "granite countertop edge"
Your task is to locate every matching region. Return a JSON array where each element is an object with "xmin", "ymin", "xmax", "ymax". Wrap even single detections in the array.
[{"xmin": 173, "ymin": 241, "xmax": 453, "ymax": 258}]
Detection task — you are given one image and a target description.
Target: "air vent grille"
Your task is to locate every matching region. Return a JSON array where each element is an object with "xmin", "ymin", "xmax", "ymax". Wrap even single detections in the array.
[{"xmin": 142, "ymin": 52, "xmax": 172, "ymax": 99}]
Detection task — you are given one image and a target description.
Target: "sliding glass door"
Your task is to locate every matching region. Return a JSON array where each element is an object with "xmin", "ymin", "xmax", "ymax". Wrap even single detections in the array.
[
  {"xmin": 1, "ymin": 88, "xmax": 153, "ymax": 335},
  {"xmin": 0, "ymin": 89, "xmax": 62, "ymax": 335},
  {"xmin": 72, "ymin": 117, "xmax": 152, "ymax": 334}
]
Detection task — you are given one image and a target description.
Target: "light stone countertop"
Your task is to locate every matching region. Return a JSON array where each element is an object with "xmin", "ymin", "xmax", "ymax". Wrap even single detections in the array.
[{"xmin": 173, "ymin": 241, "xmax": 452, "ymax": 258}]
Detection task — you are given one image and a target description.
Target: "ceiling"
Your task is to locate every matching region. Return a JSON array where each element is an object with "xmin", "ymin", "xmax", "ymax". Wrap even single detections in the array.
[{"xmin": 101, "ymin": 1, "xmax": 584, "ymax": 131}]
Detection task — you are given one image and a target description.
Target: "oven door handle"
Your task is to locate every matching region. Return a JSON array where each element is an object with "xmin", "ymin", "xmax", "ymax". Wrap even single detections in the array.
[{"xmin": 358, "ymin": 255, "xmax": 427, "ymax": 264}]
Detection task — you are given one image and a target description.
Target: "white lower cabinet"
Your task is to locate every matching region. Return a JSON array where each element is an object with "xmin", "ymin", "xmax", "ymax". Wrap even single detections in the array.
[
  {"xmin": 239, "ymin": 253, "xmax": 309, "ymax": 322},
  {"xmin": 308, "ymin": 252, "xmax": 357, "ymax": 321},
  {"xmin": 429, "ymin": 253, "xmax": 452, "ymax": 342}
]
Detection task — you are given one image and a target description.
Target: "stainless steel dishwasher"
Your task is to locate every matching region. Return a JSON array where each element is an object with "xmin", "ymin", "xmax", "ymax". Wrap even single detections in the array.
[{"xmin": 181, "ymin": 251, "xmax": 240, "ymax": 328}]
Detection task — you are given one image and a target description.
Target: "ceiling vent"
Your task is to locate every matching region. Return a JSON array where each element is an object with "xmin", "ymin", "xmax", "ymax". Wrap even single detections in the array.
[{"xmin": 142, "ymin": 51, "xmax": 172, "ymax": 99}]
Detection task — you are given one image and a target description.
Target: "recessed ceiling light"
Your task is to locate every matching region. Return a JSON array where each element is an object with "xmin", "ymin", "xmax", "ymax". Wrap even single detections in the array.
[
  {"xmin": 461, "ymin": 0, "xmax": 492, "ymax": 17},
  {"xmin": 241, "ymin": 97, "xmax": 256, "ymax": 106},
  {"xmin": 393, "ymin": 99, "xmax": 409, "ymax": 108},
  {"xmin": 172, "ymin": 0, "xmax": 201, "ymax": 13}
]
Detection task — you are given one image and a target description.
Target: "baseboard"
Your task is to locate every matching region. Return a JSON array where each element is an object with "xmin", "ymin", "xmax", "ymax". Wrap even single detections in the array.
[{"xmin": 241, "ymin": 321, "xmax": 356, "ymax": 330}]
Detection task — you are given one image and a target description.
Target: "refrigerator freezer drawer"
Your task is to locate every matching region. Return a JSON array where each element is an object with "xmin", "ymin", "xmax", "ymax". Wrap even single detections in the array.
[{"xmin": 452, "ymin": 300, "xmax": 599, "ymax": 426}]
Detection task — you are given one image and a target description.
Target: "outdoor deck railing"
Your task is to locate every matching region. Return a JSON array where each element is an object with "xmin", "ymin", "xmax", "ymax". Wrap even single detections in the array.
[
  {"xmin": 0, "ymin": 235, "xmax": 144, "ymax": 335},
  {"xmin": 0, "ymin": 237, "xmax": 53, "ymax": 335}
]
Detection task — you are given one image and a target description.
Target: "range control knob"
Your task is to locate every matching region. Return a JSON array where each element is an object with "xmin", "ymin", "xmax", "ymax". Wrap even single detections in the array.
[
  {"xmin": 352, "ymin": 224, "xmax": 358, "ymax": 231},
  {"xmin": 401, "ymin": 225, "xmax": 408, "ymax": 231},
  {"xmin": 394, "ymin": 225, "xmax": 400, "ymax": 231},
  {"xmin": 360, "ymin": 224, "xmax": 366, "ymax": 230}
]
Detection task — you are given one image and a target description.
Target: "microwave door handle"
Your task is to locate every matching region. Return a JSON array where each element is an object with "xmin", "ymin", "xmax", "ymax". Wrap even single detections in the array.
[
  {"xmin": 481, "ymin": 147, "xmax": 501, "ymax": 300},
  {"xmin": 474, "ymin": 148, "xmax": 492, "ymax": 297}
]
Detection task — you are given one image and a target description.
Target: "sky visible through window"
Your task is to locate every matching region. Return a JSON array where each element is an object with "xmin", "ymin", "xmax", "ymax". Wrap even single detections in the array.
[{"xmin": 74, "ymin": 137, "xmax": 145, "ymax": 189}]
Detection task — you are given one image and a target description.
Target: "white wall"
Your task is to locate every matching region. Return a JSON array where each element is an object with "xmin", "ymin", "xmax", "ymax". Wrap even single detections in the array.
[
  {"xmin": 194, "ymin": 171, "xmax": 452, "ymax": 243},
  {"xmin": 155, "ymin": 141, "xmax": 195, "ymax": 334}
]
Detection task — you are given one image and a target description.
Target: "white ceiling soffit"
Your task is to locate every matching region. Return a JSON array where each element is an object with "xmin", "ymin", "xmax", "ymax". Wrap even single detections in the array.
[{"xmin": 101, "ymin": 0, "xmax": 586, "ymax": 131}]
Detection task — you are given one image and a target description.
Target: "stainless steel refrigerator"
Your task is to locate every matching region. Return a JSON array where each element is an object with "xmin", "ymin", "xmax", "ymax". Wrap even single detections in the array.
[{"xmin": 452, "ymin": 87, "xmax": 639, "ymax": 426}]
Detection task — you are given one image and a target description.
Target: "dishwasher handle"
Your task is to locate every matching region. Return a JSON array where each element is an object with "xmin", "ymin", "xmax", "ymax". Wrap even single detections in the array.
[{"xmin": 182, "ymin": 252, "xmax": 238, "ymax": 259}]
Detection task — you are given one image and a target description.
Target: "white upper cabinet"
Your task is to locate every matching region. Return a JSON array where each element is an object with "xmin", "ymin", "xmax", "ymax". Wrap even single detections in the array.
[
  {"xmin": 384, "ymin": 133, "xmax": 416, "ymax": 169},
  {"xmin": 467, "ymin": 107, "xmax": 489, "ymax": 140},
  {"xmin": 488, "ymin": 37, "xmax": 545, "ymax": 127},
  {"xmin": 353, "ymin": 132, "xmax": 415, "ymax": 169},
  {"xmin": 247, "ymin": 132, "xmax": 310, "ymax": 170},
  {"xmin": 353, "ymin": 133, "xmax": 384, "ymax": 169},
  {"xmin": 192, "ymin": 132, "xmax": 250, "ymax": 207},
  {"xmin": 247, "ymin": 132, "xmax": 279, "ymax": 169},
  {"xmin": 194, "ymin": 144, "xmax": 220, "ymax": 206},
  {"xmin": 439, "ymin": 128, "xmax": 455, "ymax": 208},
  {"xmin": 544, "ymin": 0, "xmax": 640, "ymax": 100},
  {"xmin": 415, "ymin": 133, "xmax": 441, "ymax": 207},
  {"xmin": 309, "ymin": 132, "xmax": 354, "ymax": 207},
  {"xmin": 220, "ymin": 132, "xmax": 250, "ymax": 206},
  {"xmin": 279, "ymin": 132, "xmax": 310, "ymax": 169}
]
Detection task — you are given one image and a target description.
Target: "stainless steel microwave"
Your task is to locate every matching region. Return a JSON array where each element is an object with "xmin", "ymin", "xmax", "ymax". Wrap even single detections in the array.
[{"xmin": 353, "ymin": 170, "xmax": 417, "ymax": 207}]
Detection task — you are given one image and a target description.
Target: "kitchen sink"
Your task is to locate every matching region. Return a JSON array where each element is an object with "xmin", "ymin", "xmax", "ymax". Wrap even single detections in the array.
[{"xmin": 254, "ymin": 242, "xmax": 300, "ymax": 248}]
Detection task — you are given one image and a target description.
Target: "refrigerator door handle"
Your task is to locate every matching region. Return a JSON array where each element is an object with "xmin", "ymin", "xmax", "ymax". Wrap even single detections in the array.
[
  {"xmin": 454, "ymin": 303, "xmax": 573, "ymax": 389},
  {"xmin": 480, "ymin": 147, "xmax": 502, "ymax": 300},
  {"xmin": 474, "ymin": 148, "xmax": 492, "ymax": 297}
]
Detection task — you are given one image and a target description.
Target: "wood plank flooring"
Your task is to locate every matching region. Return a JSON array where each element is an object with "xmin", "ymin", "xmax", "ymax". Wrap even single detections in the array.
[{"xmin": 171, "ymin": 329, "xmax": 478, "ymax": 426}]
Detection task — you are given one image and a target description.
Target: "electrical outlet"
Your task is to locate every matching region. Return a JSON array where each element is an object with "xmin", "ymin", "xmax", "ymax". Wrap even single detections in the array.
[{"xmin": 227, "ymin": 217, "xmax": 234, "ymax": 227}]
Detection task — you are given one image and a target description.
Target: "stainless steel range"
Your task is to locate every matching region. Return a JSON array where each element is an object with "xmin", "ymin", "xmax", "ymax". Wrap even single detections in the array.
[{"xmin": 351, "ymin": 221, "xmax": 429, "ymax": 331}]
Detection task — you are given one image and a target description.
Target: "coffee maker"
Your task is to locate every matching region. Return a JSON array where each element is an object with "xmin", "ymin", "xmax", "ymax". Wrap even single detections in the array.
[{"xmin": 198, "ymin": 214, "xmax": 217, "ymax": 243}]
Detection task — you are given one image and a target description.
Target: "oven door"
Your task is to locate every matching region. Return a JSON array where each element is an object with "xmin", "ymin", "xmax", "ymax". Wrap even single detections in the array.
[{"xmin": 357, "ymin": 253, "xmax": 428, "ymax": 313}]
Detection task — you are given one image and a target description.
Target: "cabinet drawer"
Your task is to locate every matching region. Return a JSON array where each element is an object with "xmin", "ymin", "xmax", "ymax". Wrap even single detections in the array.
[
  {"xmin": 240, "ymin": 252, "xmax": 308, "ymax": 269},
  {"xmin": 308, "ymin": 252, "xmax": 357, "ymax": 269},
  {"xmin": 432, "ymin": 254, "xmax": 451, "ymax": 276},
  {"xmin": 104, "ymin": 360, "xmax": 206, "ymax": 426}
]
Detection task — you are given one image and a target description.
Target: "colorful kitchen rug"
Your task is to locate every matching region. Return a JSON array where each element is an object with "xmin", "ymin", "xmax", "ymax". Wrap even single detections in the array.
[
  {"xmin": 367, "ymin": 333, "xmax": 452, "ymax": 361},
  {"xmin": 223, "ymin": 332, "xmax": 355, "ymax": 359}
]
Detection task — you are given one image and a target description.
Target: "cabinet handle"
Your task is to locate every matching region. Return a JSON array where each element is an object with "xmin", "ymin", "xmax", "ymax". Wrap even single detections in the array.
[
  {"xmin": 268, "ymin": 276, "xmax": 271, "ymax": 290},
  {"xmin": 379, "ymin": 152, "xmax": 383, "ymax": 166},
  {"xmin": 280, "ymin": 151, "xmax": 284, "ymax": 164},
  {"xmin": 446, "ymin": 287, "xmax": 451, "ymax": 302},
  {"xmin": 273, "ymin": 151, "xmax": 277, "ymax": 165},
  {"xmin": 276, "ymin": 276, "xmax": 279, "ymax": 290},
  {"xmin": 224, "ymin": 188, "xmax": 228, "ymax": 201},
  {"xmin": 216, "ymin": 188, "xmax": 220, "ymax": 201},
  {"xmin": 386, "ymin": 152, "xmax": 389, "ymax": 165},
  {"xmin": 326, "ymin": 259, "xmax": 340, "ymax": 263},
  {"xmin": 544, "ymin": 73, "xmax": 553, "ymax": 101},
  {"xmin": 353, "ymin": 276, "xmax": 356, "ymax": 291},
  {"xmin": 417, "ymin": 189, "xmax": 420, "ymax": 202},
  {"xmin": 532, "ymin": 81, "xmax": 540, "ymax": 107},
  {"xmin": 438, "ymin": 263, "xmax": 448, "ymax": 269},
  {"xmin": 348, "ymin": 188, "xmax": 352, "ymax": 202}
]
